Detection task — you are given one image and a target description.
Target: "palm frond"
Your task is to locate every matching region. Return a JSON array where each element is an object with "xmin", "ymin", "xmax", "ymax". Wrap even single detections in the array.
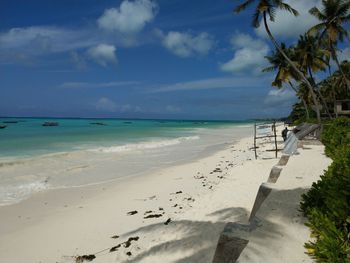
[
  {"xmin": 252, "ymin": 9, "xmax": 261, "ymax": 27},
  {"xmin": 343, "ymin": 13, "xmax": 350, "ymax": 22},
  {"xmin": 234, "ymin": 0, "xmax": 255, "ymax": 13},
  {"xmin": 308, "ymin": 23, "xmax": 326, "ymax": 36},
  {"xmin": 278, "ymin": 2, "xmax": 299, "ymax": 16},
  {"xmin": 337, "ymin": 1, "xmax": 350, "ymax": 18},
  {"xmin": 309, "ymin": 7, "xmax": 326, "ymax": 21},
  {"xmin": 262, "ymin": 66, "xmax": 277, "ymax": 73},
  {"xmin": 268, "ymin": 7, "xmax": 276, "ymax": 22}
]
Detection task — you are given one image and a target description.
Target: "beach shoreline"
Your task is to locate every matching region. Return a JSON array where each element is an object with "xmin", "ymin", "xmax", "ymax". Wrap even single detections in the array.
[
  {"xmin": 0, "ymin": 124, "xmax": 251, "ymax": 206},
  {"xmin": 0, "ymin": 124, "xmax": 330, "ymax": 263}
]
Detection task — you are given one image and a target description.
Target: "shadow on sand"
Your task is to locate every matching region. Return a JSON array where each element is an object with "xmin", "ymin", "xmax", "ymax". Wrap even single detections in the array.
[{"xmin": 112, "ymin": 188, "xmax": 308, "ymax": 263}]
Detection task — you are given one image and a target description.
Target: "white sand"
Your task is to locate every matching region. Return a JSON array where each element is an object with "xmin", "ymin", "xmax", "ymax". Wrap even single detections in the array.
[
  {"xmin": 238, "ymin": 143, "xmax": 331, "ymax": 263},
  {"xmin": 0, "ymin": 125, "xmax": 331, "ymax": 263}
]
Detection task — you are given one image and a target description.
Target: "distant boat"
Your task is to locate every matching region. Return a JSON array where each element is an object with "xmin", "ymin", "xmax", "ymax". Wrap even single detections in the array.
[
  {"xmin": 90, "ymin": 122, "xmax": 107, "ymax": 126},
  {"xmin": 0, "ymin": 125, "xmax": 7, "ymax": 129},
  {"xmin": 42, "ymin": 122, "xmax": 59, "ymax": 127},
  {"xmin": 3, "ymin": 121, "xmax": 18, "ymax": 124}
]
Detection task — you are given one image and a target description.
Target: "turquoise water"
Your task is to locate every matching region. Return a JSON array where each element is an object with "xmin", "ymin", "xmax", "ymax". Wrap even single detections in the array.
[
  {"xmin": 0, "ymin": 117, "xmax": 253, "ymax": 205},
  {"xmin": 0, "ymin": 118, "xmax": 247, "ymax": 159}
]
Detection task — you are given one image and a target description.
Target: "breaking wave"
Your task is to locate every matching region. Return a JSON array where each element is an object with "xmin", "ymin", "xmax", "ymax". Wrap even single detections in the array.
[{"xmin": 90, "ymin": 136, "xmax": 200, "ymax": 153}]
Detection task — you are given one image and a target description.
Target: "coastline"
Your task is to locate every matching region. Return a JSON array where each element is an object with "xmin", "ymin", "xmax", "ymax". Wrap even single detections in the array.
[
  {"xmin": 0, "ymin": 125, "xmax": 250, "ymax": 206},
  {"xmin": 0, "ymin": 124, "xmax": 330, "ymax": 263}
]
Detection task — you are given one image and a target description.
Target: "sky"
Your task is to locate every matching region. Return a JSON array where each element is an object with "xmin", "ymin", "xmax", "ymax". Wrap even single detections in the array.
[{"xmin": 0, "ymin": 0, "xmax": 349, "ymax": 120}]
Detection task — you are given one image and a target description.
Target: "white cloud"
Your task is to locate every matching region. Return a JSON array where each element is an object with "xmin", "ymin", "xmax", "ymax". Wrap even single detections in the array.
[
  {"xmin": 256, "ymin": 0, "xmax": 321, "ymax": 39},
  {"xmin": 0, "ymin": 24, "xmax": 146, "ymax": 65},
  {"xmin": 156, "ymin": 30, "xmax": 214, "ymax": 58},
  {"xmin": 264, "ymin": 88, "xmax": 296, "ymax": 106},
  {"xmin": 97, "ymin": 0, "xmax": 157, "ymax": 34},
  {"xmin": 95, "ymin": 98, "xmax": 141, "ymax": 113},
  {"xmin": 151, "ymin": 76, "xmax": 269, "ymax": 93},
  {"xmin": 338, "ymin": 48, "xmax": 350, "ymax": 62},
  {"xmin": 0, "ymin": 26, "xmax": 98, "ymax": 54},
  {"xmin": 120, "ymin": 104, "xmax": 142, "ymax": 112},
  {"xmin": 87, "ymin": 44, "xmax": 117, "ymax": 66},
  {"xmin": 95, "ymin": 97, "xmax": 118, "ymax": 112},
  {"xmin": 60, "ymin": 81, "xmax": 139, "ymax": 89},
  {"xmin": 166, "ymin": 105, "xmax": 181, "ymax": 113},
  {"xmin": 220, "ymin": 33, "xmax": 269, "ymax": 74}
]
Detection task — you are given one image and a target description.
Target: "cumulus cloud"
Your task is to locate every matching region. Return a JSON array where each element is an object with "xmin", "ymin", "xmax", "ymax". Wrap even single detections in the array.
[
  {"xmin": 120, "ymin": 104, "xmax": 142, "ymax": 112},
  {"xmin": 0, "ymin": 24, "xmax": 147, "ymax": 65},
  {"xmin": 97, "ymin": 0, "xmax": 158, "ymax": 34},
  {"xmin": 255, "ymin": 0, "xmax": 321, "ymax": 39},
  {"xmin": 87, "ymin": 44, "xmax": 117, "ymax": 66},
  {"xmin": 95, "ymin": 97, "xmax": 118, "ymax": 112},
  {"xmin": 264, "ymin": 88, "xmax": 296, "ymax": 107},
  {"xmin": 166, "ymin": 105, "xmax": 181, "ymax": 113},
  {"xmin": 156, "ymin": 30, "xmax": 214, "ymax": 58},
  {"xmin": 220, "ymin": 33, "xmax": 269, "ymax": 74},
  {"xmin": 0, "ymin": 26, "xmax": 101, "ymax": 53}
]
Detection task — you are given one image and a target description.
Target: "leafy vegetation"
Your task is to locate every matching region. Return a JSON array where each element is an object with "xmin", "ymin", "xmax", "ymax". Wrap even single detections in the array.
[
  {"xmin": 234, "ymin": 0, "xmax": 350, "ymax": 261},
  {"xmin": 301, "ymin": 117, "xmax": 350, "ymax": 262},
  {"xmin": 321, "ymin": 117, "xmax": 350, "ymax": 158}
]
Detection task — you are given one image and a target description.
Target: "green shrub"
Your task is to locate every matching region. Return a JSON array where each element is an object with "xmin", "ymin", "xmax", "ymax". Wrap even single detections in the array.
[
  {"xmin": 301, "ymin": 117, "xmax": 350, "ymax": 262},
  {"xmin": 305, "ymin": 210, "xmax": 350, "ymax": 262},
  {"xmin": 301, "ymin": 146, "xmax": 350, "ymax": 223},
  {"xmin": 321, "ymin": 117, "xmax": 350, "ymax": 158}
]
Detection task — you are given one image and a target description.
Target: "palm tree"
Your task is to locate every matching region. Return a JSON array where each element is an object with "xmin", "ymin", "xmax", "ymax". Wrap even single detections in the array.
[
  {"xmin": 263, "ymin": 43, "xmax": 311, "ymax": 120},
  {"xmin": 234, "ymin": 0, "xmax": 322, "ymax": 123},
  {"xmin": 294, "ymin": 35, "xmax": 330, "ymax": 76},
  {"xmin": 298, "ymin": 82, "xmax": 315, "ymax": 120},
  {"xmin": 294, "ymin": 34, "xmax": 333, "ymax": 118},
  {"xmin": 318, "ymin": 61, "xmax": 350, "ymax": 117},
  {"xmin": 308, "ymin": 0, "xmax": 350, "ymax": 90}
]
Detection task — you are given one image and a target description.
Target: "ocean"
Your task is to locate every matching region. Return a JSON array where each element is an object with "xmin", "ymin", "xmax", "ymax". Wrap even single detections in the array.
[{"xmin": 0, "ymin": 118, "xmax": 252, "ymax": 205}]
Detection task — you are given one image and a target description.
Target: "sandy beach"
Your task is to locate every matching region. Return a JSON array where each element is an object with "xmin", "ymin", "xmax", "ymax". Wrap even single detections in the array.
[
  {"xmin": 1, "ymin": 0, "xmax": 348, "ymax": 261},
  {"xmin": 0, "ymin": 124, "xmax": 331, "ymax": 263}
]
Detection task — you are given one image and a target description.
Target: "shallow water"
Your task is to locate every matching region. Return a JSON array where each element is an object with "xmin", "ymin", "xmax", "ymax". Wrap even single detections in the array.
[{"xmin": 0, "ymin": 118, "xmax": 253, "ymax": 205}]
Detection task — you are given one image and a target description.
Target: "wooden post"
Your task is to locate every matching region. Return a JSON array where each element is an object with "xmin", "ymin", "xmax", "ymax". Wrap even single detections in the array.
[
  {"xmin": 254, "ymin": 123, "xmax": 257, "ymax": 159},
  {"xmin": 273, "ymin": 122, "xmax": 278, "ymax": 158}
]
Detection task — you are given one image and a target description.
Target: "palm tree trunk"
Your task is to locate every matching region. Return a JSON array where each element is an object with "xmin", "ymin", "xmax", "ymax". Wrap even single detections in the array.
[
  {"xmin": 331, "ymin": 44, "xmax": 350, "ymax": 91},
  {"xmin": 333, "ymin": 85, "xmax": 338, "ymax": 118},
  {"xmin": 263, "ymin": 12, "xmax": 321, "ymax": 123},
  {"xmin": 302, "ymin": 98, "xmax": 310, "ymax": 120},
  {"xmin": 307, "ymin": 67, "xmax": 333, "ymax": 119},
  {"xmin": 288, "ymin": 81, "xmax": 310, "ymax": 120}
]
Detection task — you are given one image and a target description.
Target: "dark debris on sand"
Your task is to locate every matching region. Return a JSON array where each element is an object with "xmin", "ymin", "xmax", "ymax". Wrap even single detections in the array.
[
  {"xmin": 75, "ymin": 254, "xmax": 96, "ymax": 263},
  {"xmin": 109, "ymin": 244, "xmax": 121, "ymax": 252},
  {"xmin": 124, "ymin": 237, "xmax": 139, "ymax": 248},
  {"xmin": 144, "ymin": 213, "xmax": 163, "ymax": 219},
  {"xmin": 109, "ymin": 236, "xmax": 140, "ymax": 253},
  {"xmin": 127, "ymin": 210, "xmax": 138, "ymax": 216}
]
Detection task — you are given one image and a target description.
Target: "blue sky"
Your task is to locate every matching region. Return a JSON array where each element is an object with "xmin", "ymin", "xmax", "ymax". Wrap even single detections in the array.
[{"xmin": 0, "ymin": 0, "xmax": 349, "ymax": 120}]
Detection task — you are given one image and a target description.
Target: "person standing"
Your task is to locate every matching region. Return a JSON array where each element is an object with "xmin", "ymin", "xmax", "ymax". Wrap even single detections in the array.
[{"xmin": 282, "ymin": 127, "xmax": 289, "ymax": 141}]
